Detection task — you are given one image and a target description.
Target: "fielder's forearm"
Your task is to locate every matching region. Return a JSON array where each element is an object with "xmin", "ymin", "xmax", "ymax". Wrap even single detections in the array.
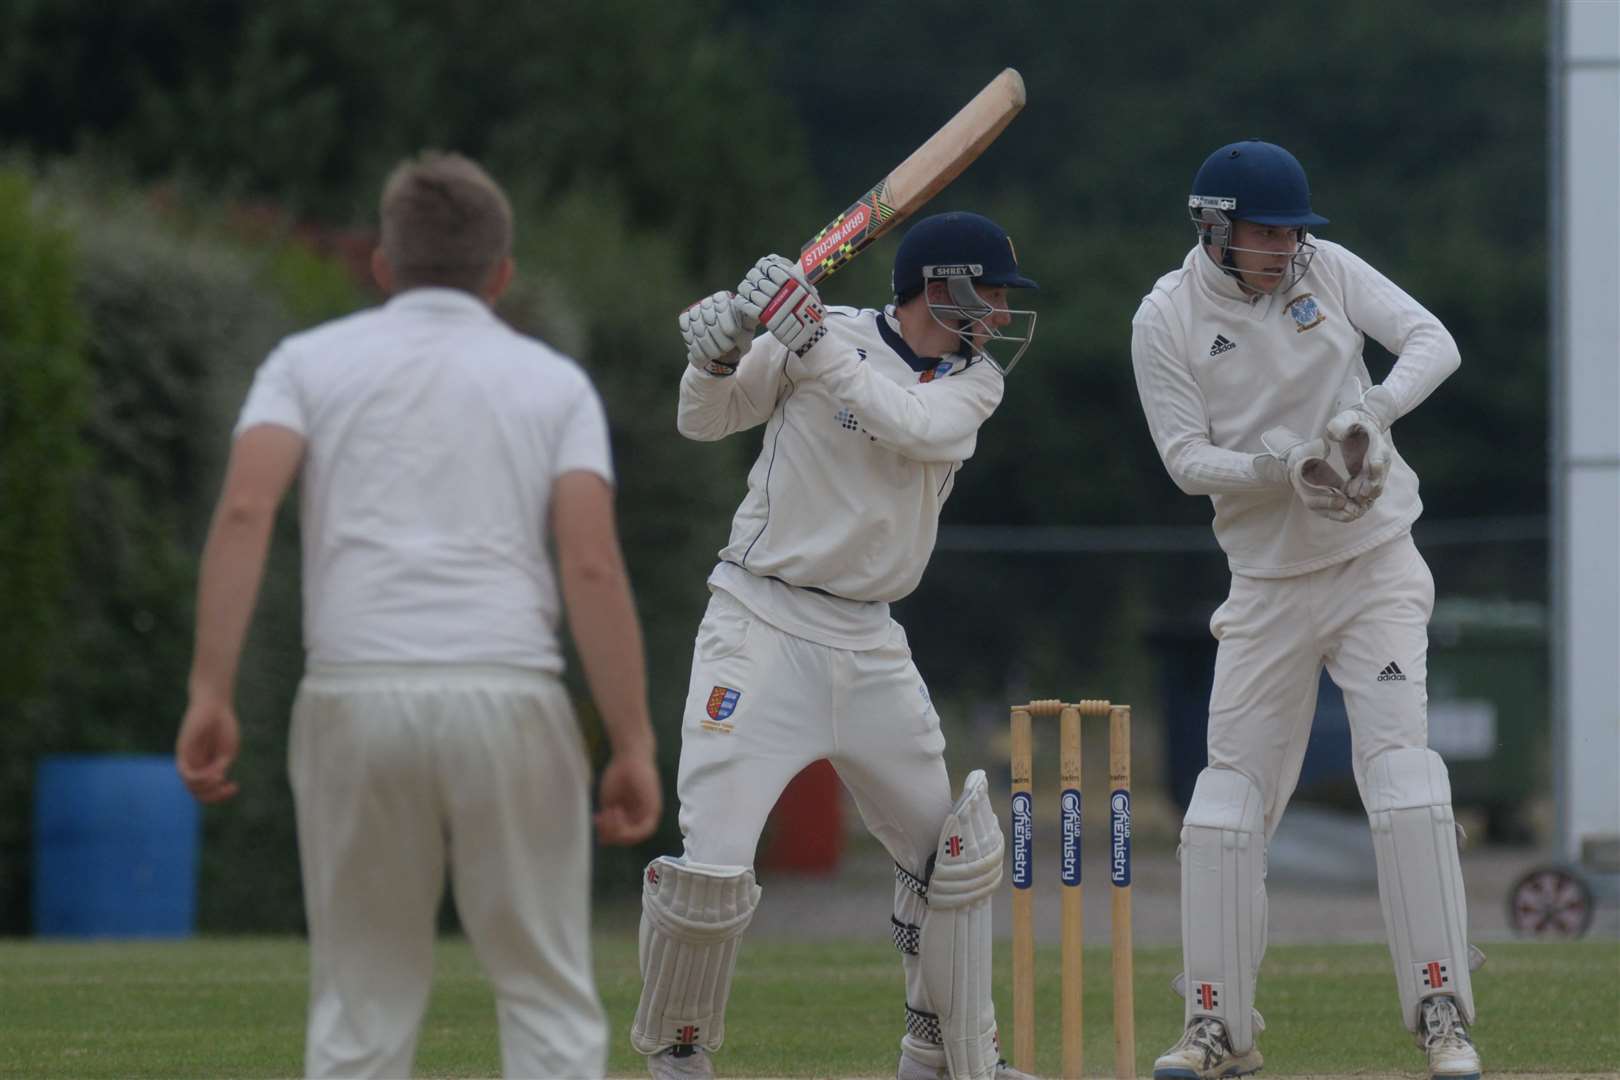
[
  {"xmin": 188, "ymin": 500, "xmax": 276, "ymax": 702},
  {"xmin": 1333, "ymin": 244, "xmax": 1461, "ymax": 430},
  {"xmin": 560, "ymin": 558, "xmax": 655, "ymax": 759},
  {"xmin": 1131, "ymin": 313, "xmax": 1285, "ymax": 495},
  {"xmin": 1370, "ymin": 319, "xmax": 1460, "ymax": 428}
]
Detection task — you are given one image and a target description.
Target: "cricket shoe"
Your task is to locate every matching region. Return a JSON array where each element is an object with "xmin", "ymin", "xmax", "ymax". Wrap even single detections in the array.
[
  {"xmin": 1416, "ymin": 996, "xmax": 1481, "ymax": 1080},
  {"xmin": 896, "ymin": 1051, "xmax": 1038, "ymax": 1080},
  {"xmin": 648, "ymin": 1044, "xmax": 714, "ymax": 1080},
  {"xmin": 1152, "ymin": 1017, "xmax": 1263, "ymax": 1079}
]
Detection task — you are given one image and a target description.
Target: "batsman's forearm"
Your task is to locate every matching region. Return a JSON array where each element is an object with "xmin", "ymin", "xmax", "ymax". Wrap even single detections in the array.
[
  {"xmin": 561, "ymin": 562, "xmax": 655, "ymax": 758},
  {"xmin": 676, "ymin": 346, "xmax": 779, "ymax": 441},
  {"xmin": 811, "ymin": 350, "xmax": 996, "ymax": 462},
  {"xmin": 188, "ymin": 502, "xmax": 276, "ymax": 701}
]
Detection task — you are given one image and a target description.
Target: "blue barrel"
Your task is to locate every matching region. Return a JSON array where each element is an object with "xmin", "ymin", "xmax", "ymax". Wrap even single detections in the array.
[{"xmin": 33, "ymin": 754, "xmax": 200, "ymax": 937}]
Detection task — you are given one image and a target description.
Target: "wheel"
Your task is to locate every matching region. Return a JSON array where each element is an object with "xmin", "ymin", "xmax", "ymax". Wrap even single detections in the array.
[{"xmin": 1507, "ymin": 865, "xmax": 1595, "ymax": 938}]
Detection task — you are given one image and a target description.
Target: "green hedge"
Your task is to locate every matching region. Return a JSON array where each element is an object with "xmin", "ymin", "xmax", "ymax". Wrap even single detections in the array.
[
  {"xmin": 1, "ymin": 165, "xmax": 750, "ymax": 933},
  {"xmin": 0, "ymin": 170, "xmax": 365, "ymax": 933},
  {"xmin": 0, "ymin": 169, "xmax": 91, "ymax": 933},
  {"xmin": 0, "ymin": 169, "xmax": 86, "ymax": 700}
]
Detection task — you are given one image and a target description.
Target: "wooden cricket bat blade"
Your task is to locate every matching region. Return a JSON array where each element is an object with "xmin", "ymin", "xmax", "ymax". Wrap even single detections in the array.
[{"xmin": 795, "ymin": 67, "xmax": 1026, "ymax": 284}]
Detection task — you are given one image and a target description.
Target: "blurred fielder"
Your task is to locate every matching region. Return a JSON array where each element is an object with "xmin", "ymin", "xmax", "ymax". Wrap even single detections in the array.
[
  {"xmin": 632, "ymin": 212, "xmax": 1037, "ymax": 1080},
  {"xmin": 1130, "ymin": 139, "xmax": 1482, "ymax": 1080},
  {"xmin": 175, "ymin": 152, "xmax": 662, "ymax": 1079}
]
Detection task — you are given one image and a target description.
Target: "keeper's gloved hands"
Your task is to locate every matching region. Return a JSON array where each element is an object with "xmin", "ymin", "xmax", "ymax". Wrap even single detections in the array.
[
  {"xmin": 679, "ymin": 291, "xmax": 750, "ymax": 377},
  {"xmin": 1325, "ymin": 380, "xmax": 1396, "ymax": 505},
  {"xmin": 735, "ymin": 254, "xmax": 828, "ymax": 358},
  {"xmin": 1261, "ymin": 426, "xmax": 1365, "ymax": 523}
]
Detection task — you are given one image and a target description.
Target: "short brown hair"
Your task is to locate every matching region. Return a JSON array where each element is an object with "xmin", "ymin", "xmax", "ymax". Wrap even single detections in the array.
[{"xmin": 379, "ymin": 151, "xmax": 513, "ymax": 293}]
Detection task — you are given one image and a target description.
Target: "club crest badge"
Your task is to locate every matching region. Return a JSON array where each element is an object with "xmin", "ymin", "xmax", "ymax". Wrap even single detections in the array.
[
  {"xmin": 1286, "ymin": 293, "xmax": 1326, "ymax": 333},
  {"xmin": 703, "ymin": 686, "xmax": 741, "ymax": 733},
  {"xmin": 919, "ymin": 359, "xmax": 954, "ymax": 383}
]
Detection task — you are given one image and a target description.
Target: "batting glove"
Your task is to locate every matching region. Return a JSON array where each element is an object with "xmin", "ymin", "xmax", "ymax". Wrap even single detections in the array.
[
  {"xmin": 1325, "ymin": 383, "xmax": 1396, "ymax": 505},
  {"xmin": 735, "ymin": 254, "xmax": 828, "ymax": 358},
  {"xmin": 679, "ymin": 291, "xmax": 749, "ymax": 377},
  {"xmin": 1261, "ymin": 426, "xmax": 1366, "ymax": 523}
]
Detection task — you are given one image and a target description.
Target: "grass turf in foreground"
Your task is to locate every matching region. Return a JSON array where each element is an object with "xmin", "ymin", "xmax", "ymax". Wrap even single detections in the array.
[{"xmin": 0, "ymin": 936, "xmax": 1614, "ymax": 1077}]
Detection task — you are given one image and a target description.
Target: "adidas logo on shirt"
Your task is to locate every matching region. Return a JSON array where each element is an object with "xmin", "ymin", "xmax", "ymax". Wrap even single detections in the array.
[
  {"xmin": 1377, "ymin": 661, "xmax": 1407, "ymax": 682},
  {"xmin": 1209, "ymin": 334, "xmax": 1237, "ymax": 356}
]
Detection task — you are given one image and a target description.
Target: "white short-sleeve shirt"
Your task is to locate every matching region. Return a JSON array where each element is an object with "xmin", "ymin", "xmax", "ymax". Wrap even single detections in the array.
[{"xmin": 235, "ymin": 287, "xmax": 614, "ymax": 671}]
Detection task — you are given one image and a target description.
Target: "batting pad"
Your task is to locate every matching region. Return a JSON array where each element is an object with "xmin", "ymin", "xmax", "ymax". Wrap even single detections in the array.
[
  {"xmin": 919, "ymin": 769, "xmax": 1004, "ymax": 1080},
  {"xmin": 1364, "ymin": 747, "xmax": 1475, "ymax": 1030},
  {"xmin": 1180, "ymin": 767, "xmax": 1267, "ymax": 1053},
  {"xmin": 631, "ymin": 858, "xmax": 761, "ymax": 1055}
]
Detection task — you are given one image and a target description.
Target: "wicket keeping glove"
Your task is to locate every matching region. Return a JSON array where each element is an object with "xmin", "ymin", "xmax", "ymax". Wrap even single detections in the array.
[
  {"xmin": 1325, "ymin": 380, "xmax": 1397, "ymax": 505},
  {"xmin": 679, "ymin": 291, "xmax": 749, "ymax": 377},
  {"xmin": 1261, "ymin": 426, "xmax": 1366, "ymax": 523},
  {"xmin": 735, "ymin": 254, "xmax": 828, "ymax": 358}
]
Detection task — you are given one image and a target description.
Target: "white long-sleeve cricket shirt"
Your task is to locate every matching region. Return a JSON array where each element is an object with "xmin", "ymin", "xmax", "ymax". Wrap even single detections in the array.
[
  {"xmin": 1130, "ymin": 238, "xmax": 1459, "ymax": 578},
  {"xmin": 678, "ymin": 304, "xmax": 1004, "ymax": 648}
]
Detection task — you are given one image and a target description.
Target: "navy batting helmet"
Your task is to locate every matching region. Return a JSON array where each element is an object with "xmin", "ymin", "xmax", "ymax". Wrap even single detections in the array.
[
  {"xmin": 892, "ymin": 211, "xmax": 1038, "ymax": 303},
  {"xmin": 890, "ymin": 211, "xmax": 1038, "ymax": 374}
]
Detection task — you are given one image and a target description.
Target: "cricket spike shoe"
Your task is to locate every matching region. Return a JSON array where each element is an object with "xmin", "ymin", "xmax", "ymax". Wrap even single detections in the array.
[
  {"xmin": 897, "ymin": 1052, "xmax": 1038, "ymax": 1080},
  {"xmin": 1417, "ymin": 996, "xmax": 1481, "ymax": 1080},
  {"xmin": 1152, "ymin": 1017, "xmax": 1263, "ymax": 1079},
  {"xmin": 648, "ymin": 1044, "xmax": 715, "ymax": 1080}
]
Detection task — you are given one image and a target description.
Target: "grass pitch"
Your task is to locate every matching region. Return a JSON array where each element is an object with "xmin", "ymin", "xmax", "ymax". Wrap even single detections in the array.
[{"xmin": 0, "ymin": 935, "xmax": 1614, "ymax": 1077}]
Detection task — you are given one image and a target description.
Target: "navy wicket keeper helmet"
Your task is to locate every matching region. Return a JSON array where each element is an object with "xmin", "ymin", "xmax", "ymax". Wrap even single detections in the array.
[
  {"xmin": 1188, "ymin": 140, "xmax": 1327, "ymax": 293},
  {"xmin": 892, "ymin": 211, "xmax": 1039, "ymax": 374}
]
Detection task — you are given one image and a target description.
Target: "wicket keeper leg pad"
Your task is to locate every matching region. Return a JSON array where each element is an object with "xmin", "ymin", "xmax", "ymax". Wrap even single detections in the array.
[
  {"xmin": 1180, "ymin": 767, "xmax": 1266, "ymax": 1053},
  {"xmin": 1364, "ymin": 747, "xmax": 1475, "ymax": 1030},
  {"xmin": 631, "ymin": 857, "xmax": 762, "ymax": 1054},
  {"xmin": 919, "ymin": 769, "xmax": 1004, "ymax": 1080}
]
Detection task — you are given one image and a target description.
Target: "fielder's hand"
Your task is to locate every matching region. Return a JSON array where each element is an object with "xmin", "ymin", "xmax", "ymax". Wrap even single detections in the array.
[
  {"xmin": 735, "ymin": 254, "xmax": 828, "ymax": 358},
  {"xmin": 1325, "ymin": 384, "xmax": 1395, "ymax": 505},
  {"xmin": 175, "ymin": 695, "xmax": 241, "ymax": 804},
  {"xmin": 679, "ymin": 291, "xmax": 749, "ymax": 377},
  {"xmin": 1261, "ymin": 426, "xmax": 1366, "ymax": 523},
  {"xmin": 594, "ymin": 750, "xmax": 662, "ymax": 846}
]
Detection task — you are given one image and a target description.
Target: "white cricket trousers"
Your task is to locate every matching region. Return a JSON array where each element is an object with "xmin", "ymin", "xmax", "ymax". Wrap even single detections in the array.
[
  {"xmin": 1207, "ymin": 533, "xmax": 1436, "ymax": 836},
  {"xmin": 674, "ymin": 590, "xmax": 953, "ymax": 877},
  {"xmin": 289, "ymin": 663, "xmax": 606, "ymax": 1080}
]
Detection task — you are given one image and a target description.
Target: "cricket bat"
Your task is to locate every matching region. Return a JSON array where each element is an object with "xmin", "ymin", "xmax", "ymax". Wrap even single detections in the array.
[{"xmin": 791, "ymin": 67, "xmax": 1027, "ymax": 287}]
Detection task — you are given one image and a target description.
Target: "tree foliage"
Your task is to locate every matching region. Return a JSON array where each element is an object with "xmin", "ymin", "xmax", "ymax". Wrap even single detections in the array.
[
  {"xmin": 0, "ymin": 0, "xmax": 813, "ymax": 270},
  {"xmin": 727, "ymin": 2, "xmax": 1548, "ymax": 699},
  {"xmin": 0, "ymin": 3, "xmax": 1554, "ymax": 927}
]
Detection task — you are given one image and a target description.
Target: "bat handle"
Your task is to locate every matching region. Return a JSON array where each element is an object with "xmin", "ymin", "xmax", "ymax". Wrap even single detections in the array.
[{"xmin": 756, "ymin": 277, "xmax": 805, "ymax": 325}]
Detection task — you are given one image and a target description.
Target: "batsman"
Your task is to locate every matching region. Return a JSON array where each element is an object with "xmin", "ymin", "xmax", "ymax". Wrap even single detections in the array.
[
  {"xmin": 630, "ymin": 212, "xmax": 1038, "ymax": 1080},
  {"xmin": 1130, "ymin": 139, "xmax": 1484, "ymax": 1080}
]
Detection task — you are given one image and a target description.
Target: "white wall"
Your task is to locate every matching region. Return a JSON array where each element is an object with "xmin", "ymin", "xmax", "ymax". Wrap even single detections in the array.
[{"xmin": 1552, "ymin": 0, "xmax": 1620, "ymax": 863}]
